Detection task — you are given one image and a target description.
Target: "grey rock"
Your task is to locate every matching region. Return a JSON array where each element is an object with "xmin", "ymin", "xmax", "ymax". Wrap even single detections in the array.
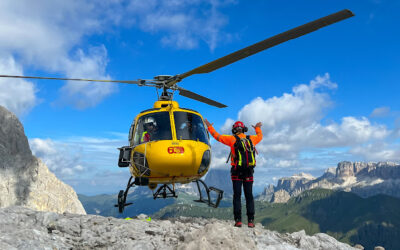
[
  {"xmin": 0, "ymin": 206, "xmax": 357, "ymax": 250},
  {"xmin": 258, "ymin": 184, "xmax": 274, "ymax": 202},
  {"xmin": 271, "ymin": 189, "xmax": 291, "ymax": 203},
  {"xmin": 0, "ymin": 105, "xmax": 85, "ymax": 214}
]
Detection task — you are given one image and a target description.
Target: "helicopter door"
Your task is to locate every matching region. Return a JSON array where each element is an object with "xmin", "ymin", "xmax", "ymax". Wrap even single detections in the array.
[{"xmin": 118, "ymin": 146, "xmax": 132, "ymax": 167}]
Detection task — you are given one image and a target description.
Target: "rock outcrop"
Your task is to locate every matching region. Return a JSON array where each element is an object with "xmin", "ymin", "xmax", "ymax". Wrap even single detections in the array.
[
  {"xmin": 270, "ymin": 189, "xmax": 291, "ymax": 203},
  {"xmin": 259, "ymin": 161, "xmax": 400, "ymax": 203},
  {"xmin": 0, "ymin": 106, "xmax": 85, "ymax": 214},
  {"xmin": 0, "ymin": 206, "xmax": 357, "ymax": 250}
]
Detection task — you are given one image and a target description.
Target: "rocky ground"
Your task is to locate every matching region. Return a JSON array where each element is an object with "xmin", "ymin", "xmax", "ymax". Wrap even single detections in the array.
[{"xmin": 0, "ymin": 206, "xmax": 357, "ymax": 250}]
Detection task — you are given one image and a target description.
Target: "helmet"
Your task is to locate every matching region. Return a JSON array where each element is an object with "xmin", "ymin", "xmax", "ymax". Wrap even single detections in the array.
[
  {"xmin": 232, "ymin": 121, "xmax": 248, "ymax": 134},
  {"xmin": 144, "ymin": 117, "xmax": 156, "ymax": 127}
]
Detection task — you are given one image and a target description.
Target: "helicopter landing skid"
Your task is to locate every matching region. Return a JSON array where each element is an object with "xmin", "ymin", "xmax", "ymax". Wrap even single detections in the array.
[
  {"xmin": 193, "ymin": 179, "xmax": 223, "ymax": 208},
  {"xmin": 115, "ymin": 176, "xmax": 135, "ymax": 213},
  {"xmin": 153, "ymin": 184, "xmax": 178, "ymax": 199}
]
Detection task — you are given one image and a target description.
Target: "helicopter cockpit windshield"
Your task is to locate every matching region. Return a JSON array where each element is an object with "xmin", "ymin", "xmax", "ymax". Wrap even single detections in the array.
[
  {"xmin": 174, "ymin": 111, "xmax": 209, "ymax": 145},
  {"xmin": 133, "ymin": 112, "xmax": 172, "ymax": 145}
]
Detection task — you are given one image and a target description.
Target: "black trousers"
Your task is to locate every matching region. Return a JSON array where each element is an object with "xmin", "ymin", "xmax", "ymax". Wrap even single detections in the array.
[{"xmin": 232, "ymin": 179, "xmax": 254, "ymax": 222}]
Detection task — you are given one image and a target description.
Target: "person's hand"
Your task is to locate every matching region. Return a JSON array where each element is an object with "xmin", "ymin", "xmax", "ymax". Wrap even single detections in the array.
[
  {"xmin": 204, "ymin": 119, "xmax": 213, "ymax": 128},
  {"xmin": 252, "ymin": 122, "xmax": 262, "ymax": 129}
]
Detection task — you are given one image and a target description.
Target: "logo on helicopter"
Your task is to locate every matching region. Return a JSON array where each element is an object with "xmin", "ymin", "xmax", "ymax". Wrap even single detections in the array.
[{"xmin": 167, "ymin": 146, "xmax": 185, "ymax": 154}]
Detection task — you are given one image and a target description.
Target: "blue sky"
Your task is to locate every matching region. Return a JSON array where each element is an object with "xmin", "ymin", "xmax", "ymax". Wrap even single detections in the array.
[{"xmin": 0, "ymin": 0, "xmax": 399, "ymax": 195}]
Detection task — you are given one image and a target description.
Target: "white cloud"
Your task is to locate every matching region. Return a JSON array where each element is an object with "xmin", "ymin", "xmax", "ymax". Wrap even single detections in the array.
[
  {"xmin": 29, "ymin": 138, "xmax": 85, "ymax": 176},
  {"xmin": 29, "ymin": 135, "xmax": 124, "ymax": 177},
  {"xmin": 210, "ymin": 142, "xmax": 231, "ymax": 169},
  {"xmin": 29, "ymin": 134, "xmax": 130, "ymax": 193},
  {"xmin": 210, "ymin": 73, "xmax": 398, "ymax": 186},
  {"xmin": 127, "ymin": 0, "xmax": 234, "ymax": 50},
  {"xmin": 238, "ymin": 73, "xmax": 336, "ymax": 129},
  {"xmin": 0, "ymin": 0, "xmax": 124, "ymax": 109},
  {"xmin": 233, "ymin": 74, "xmax": 390, "ymax": 158},
  {"xmin": 0, "ymin": 0, "xmax": 122, "ymax": 66},
  {"xmin": 350, "ymin": 142, "xmax": 400, "ymax": 162},
  {"xmin": 57, "ymin": 46, "xmax": 117, "ymax": 109},
  {"xmin": 0, "ymin": 0, "xmax": 235, "ymax": 111},
  {"xmin": 370, "ymin": 106, "xmax": 391, "ymax": 118},
  {"xmin": 0, "ymin": 56, "xmax": 37, "ymax": 116},
  {"xmin": 220, "ymin": 118, "xmax": 235, "ymax": 134}
]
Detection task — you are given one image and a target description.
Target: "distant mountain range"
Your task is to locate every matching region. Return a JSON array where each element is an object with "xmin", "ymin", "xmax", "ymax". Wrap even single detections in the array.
[
  {"xmin": 203, "ymin": 168, "xmax": 233, "ymax": 196},
  {"xmin": 78, "ymin": 179, "xmax": 228, "ymax": 218},
  {"xmin": 78, "ymin": 186, "xmax": 174, "ymax": 218},
  {"xmin": 153, "ymin": 189, "xmax": 400, "ymax": 250},
  {"xmin": 258, "ymin": 161, "xmax": 400, "ymax": 203}
]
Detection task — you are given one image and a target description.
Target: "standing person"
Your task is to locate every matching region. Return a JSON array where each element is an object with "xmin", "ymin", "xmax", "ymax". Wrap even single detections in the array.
[{"xmin": 204, "ymin": 119, "xmax": 262, "ymax": 228}]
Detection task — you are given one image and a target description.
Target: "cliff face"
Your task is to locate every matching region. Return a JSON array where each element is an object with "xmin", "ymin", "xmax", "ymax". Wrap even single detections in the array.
[
  {"xmin": 336, "ymin": 161, "xmax": 400, "ymax": 179},
  {"xmin": 259, "ymin": 161, "xmax": 400, "ymax": 203},
  {"xmin": 0, "ymin": 106, "xmax": 85, "ymax": 214}
]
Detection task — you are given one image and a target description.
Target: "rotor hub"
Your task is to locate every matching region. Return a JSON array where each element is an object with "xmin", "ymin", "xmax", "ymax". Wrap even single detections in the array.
[{"xmin": 154, "ymin": 75, "xmax": 173, "ymax": 81}]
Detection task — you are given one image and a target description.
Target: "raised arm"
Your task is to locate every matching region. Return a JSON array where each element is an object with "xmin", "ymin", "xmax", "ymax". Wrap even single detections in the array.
[
  {"xmin": 250, "ymin": 122, "xmax": 263, "ymax": 145},
  {"xmin": 204, "ymin": 119, "xmax": 235, "ymax": 147}
]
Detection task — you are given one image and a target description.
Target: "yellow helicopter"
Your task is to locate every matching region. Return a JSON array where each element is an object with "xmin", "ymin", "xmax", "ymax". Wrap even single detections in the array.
[{"xmin": 0, "ymin": 9, "xmax": 354, "ymax": 212}]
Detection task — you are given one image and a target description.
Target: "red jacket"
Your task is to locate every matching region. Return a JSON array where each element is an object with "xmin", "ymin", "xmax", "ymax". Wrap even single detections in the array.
[{"xmin": 207, "ymin": 125, "xmax": 263, "ymax": 165}]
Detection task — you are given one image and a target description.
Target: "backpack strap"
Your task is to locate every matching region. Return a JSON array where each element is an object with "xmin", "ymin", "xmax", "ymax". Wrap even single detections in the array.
[
  {"xmin": 233, "ymin": 135, "xmax": 242, "ymax": 166},
  {"xmin": 246, "ymin": 135, "xmax": 256, "ymax": 167}
]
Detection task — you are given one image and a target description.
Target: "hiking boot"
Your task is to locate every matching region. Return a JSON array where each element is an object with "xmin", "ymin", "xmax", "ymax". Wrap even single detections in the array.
[
  {"xmin": 248, "ymin": 220, "xmax": 255, "ymax": 228},
  {"xmin": 234, "ymin": 221, "xmax": 242, "ymax": 227}
]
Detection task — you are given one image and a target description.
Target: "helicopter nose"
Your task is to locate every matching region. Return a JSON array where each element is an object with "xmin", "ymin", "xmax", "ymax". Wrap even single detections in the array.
[{"xmin": 146, "ymin": 140, "xmax": 210, "ymax": 177}]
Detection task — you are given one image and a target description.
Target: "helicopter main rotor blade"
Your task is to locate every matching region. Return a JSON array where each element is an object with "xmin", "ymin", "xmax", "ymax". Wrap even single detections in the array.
[
  {"xmin": 178, "ymin": 87, "xmax": 227, "ymax": 108},
  {"xmin": 0, "ymin": 75, "xmax": 143, "ymax": 84},
  {"xmin": 174, "ymin": 9, "xmax": 354, "ymax": 83}
]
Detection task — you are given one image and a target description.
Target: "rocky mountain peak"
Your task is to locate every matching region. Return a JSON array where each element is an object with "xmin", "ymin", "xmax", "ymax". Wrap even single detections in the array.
[
  {"xmin": 0, "ymin": 105, "xmax": 85, "ymax": 214},
  {"xmin": 259, "ymin": 161, "xmax": 400, "ymax": 203},
  {"xmin": 291, "ymin": 172, "xmax": 315, "ymax": 180},
  {"xmin": 276, "ymin": 172, "xmax": 315, "ymax": 195},
  {"xmin": 336, "ymin": 161, "xmax": 400, "ymax": 179},
  {"xmin": 0, "ymin": 106, "xmax": 32, "ymax": 168}
]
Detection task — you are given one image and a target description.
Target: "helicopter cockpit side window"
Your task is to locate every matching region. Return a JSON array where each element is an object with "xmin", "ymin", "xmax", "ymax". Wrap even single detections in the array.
[
  {"xmin": 174, "ymin": 111, "xmax": 209, "ymax": 145},
  {"xmin": 128, "ymin": 122, "xmax": 134, "ymax": 141},
  {"xmin": 133, "ymin": 112, "xmax": 172, "ymax": 145}
]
